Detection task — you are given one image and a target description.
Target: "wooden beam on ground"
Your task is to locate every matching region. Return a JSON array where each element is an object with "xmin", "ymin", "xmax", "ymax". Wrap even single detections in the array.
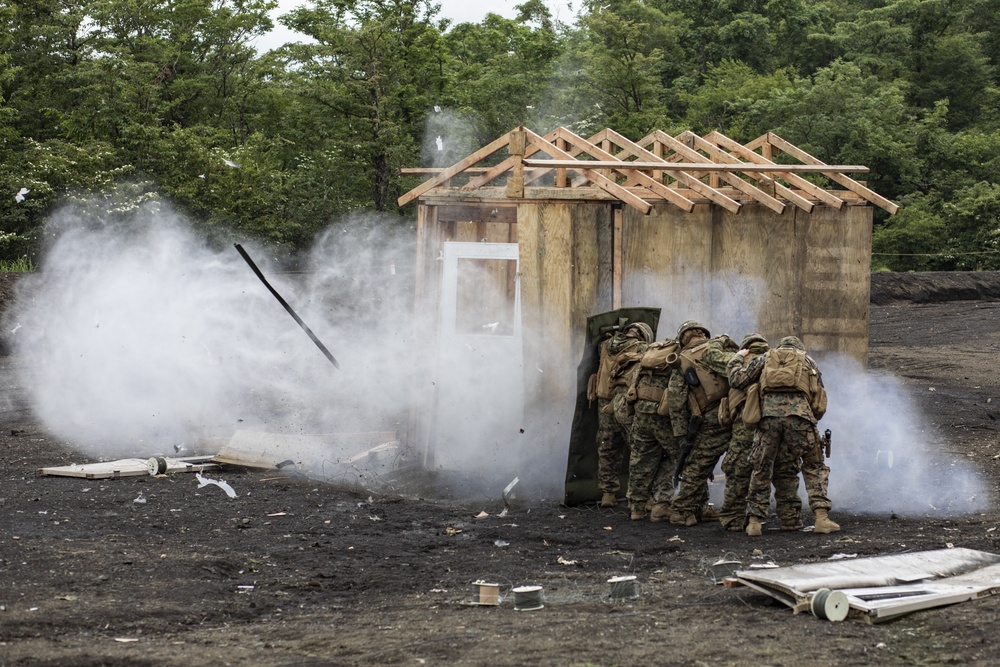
[{"xmin": 765, "ymin": 133, "xmax": 899, "ymax": 214}]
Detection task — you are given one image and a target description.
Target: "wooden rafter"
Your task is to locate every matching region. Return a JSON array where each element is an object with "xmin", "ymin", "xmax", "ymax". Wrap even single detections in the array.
[{"xmin": 397, "ymin": 126, "xmax": 898, "ymax": 215}]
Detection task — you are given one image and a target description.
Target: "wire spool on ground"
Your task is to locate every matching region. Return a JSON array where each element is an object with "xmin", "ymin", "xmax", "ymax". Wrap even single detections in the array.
[
  {"xmin": 608, "ymin": 575, "xmax": 638, "ymax": 600},
  {"xmin": 811, "ymin": 588, "xmax": 849, "ymax": 622},
  {"xmin": 147, "ymin": 457, "xmax": 168, "ymax": 476},
  {"xmin": 512, "ymin": 585, "xmax": 544, "ymax": 611}
]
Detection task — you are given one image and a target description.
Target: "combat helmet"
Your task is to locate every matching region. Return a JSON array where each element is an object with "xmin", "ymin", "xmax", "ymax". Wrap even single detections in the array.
[
  {"xmin": 777, "ymin": 335, "xmax": 805, "ymax": 350},
  {"xmin": 623, "ymin": 321, "xmax": 654, "ymax": 343},
  {"xmin": 740, "ymin": 333, "xmax": 768, "ymax": 349},
  {"xmin": 676, "ymin": 320, "xmax": 710, "ymax": 345}
]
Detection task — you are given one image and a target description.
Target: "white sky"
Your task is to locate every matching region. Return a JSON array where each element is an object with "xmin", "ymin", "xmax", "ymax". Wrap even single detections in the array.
[{"xmin": 254, "ymin": 0, "xmax": 578, "ymax": 52}]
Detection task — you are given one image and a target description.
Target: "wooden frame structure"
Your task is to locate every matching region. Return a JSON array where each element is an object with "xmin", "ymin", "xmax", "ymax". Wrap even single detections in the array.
[{"xmin": 399, "ymin": 126, "xmax": 897, "ymax": 463}]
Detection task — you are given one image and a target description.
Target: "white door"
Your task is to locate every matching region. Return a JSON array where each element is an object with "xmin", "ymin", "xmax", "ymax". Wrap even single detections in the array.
[{"xmin": 430, "ymin": 242, "xmax": 523, "ymax": 469}]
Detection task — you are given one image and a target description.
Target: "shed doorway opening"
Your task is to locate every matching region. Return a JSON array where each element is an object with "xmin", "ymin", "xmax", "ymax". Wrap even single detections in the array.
[{"xmin": 430, "ymin": 242, "xmax": 524, "ymax": 469}]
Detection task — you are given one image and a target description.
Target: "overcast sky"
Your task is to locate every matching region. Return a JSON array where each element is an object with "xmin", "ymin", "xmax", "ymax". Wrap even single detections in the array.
[{"xmin": 253, "ymin": 0, "xmax": 578, "ymax": 52}]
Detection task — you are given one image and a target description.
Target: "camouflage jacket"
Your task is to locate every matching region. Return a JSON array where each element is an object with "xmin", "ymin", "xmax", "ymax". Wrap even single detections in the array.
[{"xmin": 727, "ymin": 347, "xmax": 824, "ymax": 423}]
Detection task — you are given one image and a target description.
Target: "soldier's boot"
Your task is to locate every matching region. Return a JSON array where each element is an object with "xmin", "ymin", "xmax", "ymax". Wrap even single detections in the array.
[
  {"xmin": 669, "ymin": 510, "xmax": 698, "ymax": 527},
  {"xmin": 813, "ymin": 509, "xmax": 841, "ymax": 534},
  {"xmin": 700, "ymin": 505, "xmax": 720, "ymax": 522},
  {"xmin": 645, "ymin": 497, "xmax": 654, "ymax": 511},
  {"xmin": 746, "ymin": 516, "xmax": 763, "ymax": 537},
  {"xmin": 600, "ymin": 492, "xmax": 618, "ymax": 508},
  {"xmin": 649, "ymin": 502, "xmax": 673, "ymax": 523},
  {"xmin": 630, "ymin": 508, "xmax": 647, "ymax": 521},
  {"xmin": 780, "ymin": 518, "xmax": 804, "ymax": 532}
]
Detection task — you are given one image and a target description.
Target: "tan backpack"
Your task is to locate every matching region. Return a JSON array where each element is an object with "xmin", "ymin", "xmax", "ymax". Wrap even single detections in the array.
[{"xmin": 679, "ymin": 340, "xmax": 730, "ymax": 415}]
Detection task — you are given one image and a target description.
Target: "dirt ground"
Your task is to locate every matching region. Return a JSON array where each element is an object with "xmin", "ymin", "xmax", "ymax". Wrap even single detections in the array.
[{"xmin": 3, "ymin": 271, "xmax": 1000, "ymax": 666}]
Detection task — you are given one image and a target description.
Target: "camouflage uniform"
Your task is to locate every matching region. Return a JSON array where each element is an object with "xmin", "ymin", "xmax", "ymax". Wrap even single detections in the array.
[
  {"xmin": 728, "ymin": 336, "xmax": 825, "ymax": 526},
  {"xmin": 801, "ymin": 441, "xmax": 832, "ymax": 512},
  {"xmin": 667, "ymin": 327, "xmax": 737, "ymax": 524},
  {"xmin": 596, "ymin": 325, "xmax": 652, "ymax": 498},
  {"xmin": 627, "ymin": 353, "xmax": 678, "ymax": 517},
  {"xmin": 719, "ymin": 337, "xmax": 768, "ymax": 532}
]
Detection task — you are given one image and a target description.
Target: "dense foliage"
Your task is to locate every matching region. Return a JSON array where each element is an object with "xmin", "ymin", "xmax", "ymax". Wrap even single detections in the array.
[{"xmin": 2, "ymin": 0, "xmax": 999, "ymax": 270}]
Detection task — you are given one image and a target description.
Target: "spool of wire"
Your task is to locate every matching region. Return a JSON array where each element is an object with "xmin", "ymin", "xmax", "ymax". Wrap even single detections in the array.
[
  {"xmin": 512, "ymin": 585, "xmax": 544, "ymax": 611},
  {"xmin": 608, "ymin": 575, "xmax": 638, "ymax": 600}
]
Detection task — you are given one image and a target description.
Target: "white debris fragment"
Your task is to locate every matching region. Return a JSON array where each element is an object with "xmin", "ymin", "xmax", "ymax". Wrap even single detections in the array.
[
  {"xmin": 196, "ymin": 473, "xmax": 237, "ymax": 498},
  {"xmin": 10, "ymin": 323, "xmax": 20, "ymax": 335},
  {"xmin": 482, "ymin": 322, "xmax": 499, "ymax": 333},
  {"xmin": 557, "ymin": 556, "xmax": 577, "ymax": 566},
  {"xmin": 435, "ymin": 136, "xmax": 443, "ymax": 151},
  {"xmin": 133, "ymin": 493, "xmax": 147, "ymax": 504},
  {"xmin": 494, "ymin": 540, "xmax": 509, "ymax": 547},
  {"xmin": 222, "ymin": 158, "xmax": 240, "ymax": 168},
  {"xmin": 829, "ymin": 553, "xmax": 858, "ymax": 560},
  {"xmin": 14, "ymin": 187, "xmax": 29, "ymax": 203}
]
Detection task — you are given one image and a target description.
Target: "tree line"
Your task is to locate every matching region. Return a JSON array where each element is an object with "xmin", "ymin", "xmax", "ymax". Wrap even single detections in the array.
[{"xmin": 3, "ymin": 0, "xmax": 999, "ymax": 271}]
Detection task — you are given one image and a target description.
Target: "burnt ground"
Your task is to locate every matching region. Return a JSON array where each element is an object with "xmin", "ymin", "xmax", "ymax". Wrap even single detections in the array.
[{"xmin": 2, "ymin": 271, "xmax": 1000, "ymax": 666}]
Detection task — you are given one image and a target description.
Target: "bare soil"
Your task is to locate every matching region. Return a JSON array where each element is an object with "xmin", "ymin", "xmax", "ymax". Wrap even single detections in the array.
[{"xmin": 3, "ymin": 272, "xmax": 1000, "ymax": 666}]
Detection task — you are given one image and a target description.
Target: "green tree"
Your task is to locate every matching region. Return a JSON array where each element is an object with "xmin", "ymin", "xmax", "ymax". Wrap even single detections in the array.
[{"xmin": 280, "ymin": 0, "xmax": 446, "ymax": 212}]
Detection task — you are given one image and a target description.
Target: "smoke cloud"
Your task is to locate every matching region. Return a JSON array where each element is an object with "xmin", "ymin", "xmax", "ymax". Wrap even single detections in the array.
[{"xmin": 6, "ymin": 200, "xmax": 987, "ymax": 512}]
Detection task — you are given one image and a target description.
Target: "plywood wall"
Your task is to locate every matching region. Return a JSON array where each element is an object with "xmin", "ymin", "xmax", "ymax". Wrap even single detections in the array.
[
  {"xmin": 618, "ymin": 202, "xmax": 872, "ymax": 360},
  {"xmin": 518, "ymin": 202, "xmax": 612, "ymax": 415}
]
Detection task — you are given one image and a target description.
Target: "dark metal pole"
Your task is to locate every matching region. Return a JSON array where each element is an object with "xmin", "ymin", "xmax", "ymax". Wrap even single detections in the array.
[{"xmin": 234, "ymin": 244, "xmax": 340, "ymax": 370}]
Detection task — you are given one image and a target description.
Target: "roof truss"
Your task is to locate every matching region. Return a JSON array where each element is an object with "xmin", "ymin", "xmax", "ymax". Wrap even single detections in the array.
[{"xmin": 399, "ymin": 126, "xmax": 898, "ymax": 215}]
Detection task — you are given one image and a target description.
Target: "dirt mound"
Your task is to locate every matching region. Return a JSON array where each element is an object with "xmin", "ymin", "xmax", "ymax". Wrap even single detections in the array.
[{"xmin": 870, "ymin": 270, "xmax": 1000, "ymax": 305}]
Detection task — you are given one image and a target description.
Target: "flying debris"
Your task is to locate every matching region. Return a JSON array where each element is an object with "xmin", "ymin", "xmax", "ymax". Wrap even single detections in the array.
[
  {"xmin": 222, "ymin": 158, "xmax": 240, "ymax": 168},
  {"xmin": 14, "ymin": 188, "xmax": 29, "ymax": 203},
  {"xmin": 436, "ymin": 136, "xmax": 444, "ymax": 151},
  {"xmin": 434, "ymin": 105, "xmax": 441, "ymax": 113}
]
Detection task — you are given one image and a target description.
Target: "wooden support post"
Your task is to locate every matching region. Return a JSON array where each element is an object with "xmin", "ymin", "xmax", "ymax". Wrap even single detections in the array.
[
  {"xmin": 507, "ymin": 129, "xmax": 526, "ymax": 198},
  {"xmin": 613, "ymin": 206, "xmax": 623, "ymax": 309},
  {"xmin": 556, "ymin": 137, "xmax": 568, "ymax": 188}
]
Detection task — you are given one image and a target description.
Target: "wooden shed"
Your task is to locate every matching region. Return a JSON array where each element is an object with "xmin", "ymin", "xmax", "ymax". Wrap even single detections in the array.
[{"xmin": 398, "ymin": 126, "xmax": 897, "ymax": 472}]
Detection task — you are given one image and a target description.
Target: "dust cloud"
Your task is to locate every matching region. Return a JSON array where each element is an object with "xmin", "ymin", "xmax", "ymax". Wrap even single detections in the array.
[
  {"xmin": 818, "ymin": 355, "xmax": 987, "ymax": 516},
  {"xmin": 6, "ymin": 200, "xmax": 550, "ymax": 497}
]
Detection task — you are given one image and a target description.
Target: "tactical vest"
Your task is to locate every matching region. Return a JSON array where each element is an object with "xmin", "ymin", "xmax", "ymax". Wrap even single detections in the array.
[
  {"xmin": 679, "ymin": 340, "xmax": 729, "ymax": 415},
  {"xmin": 628, "ymin": 340, "xmax": 680, "ymax": 413}
]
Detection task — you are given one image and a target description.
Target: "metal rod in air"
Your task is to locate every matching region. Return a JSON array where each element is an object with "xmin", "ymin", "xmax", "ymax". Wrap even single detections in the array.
[{"xmin": 234, "ymin": 243, "xmax": 340, "ymax": 370}]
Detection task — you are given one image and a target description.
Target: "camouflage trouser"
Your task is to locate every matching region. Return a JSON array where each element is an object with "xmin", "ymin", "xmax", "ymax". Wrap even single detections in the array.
[
  {"xmin": 801, "ymin": 440, "xmax": 832, "ymax": 511},
  {"xmin": 719, "ymin": 419, "xmax": 754, "ymax": 531},
  {"xmin": 747, "ymin": 416, "xmax": 811, "ymax": 523},
  {"xmin": 671, "ymin": 409, "xmax": 732, "ymax": 517},
  {"xmin": 627, "ymin": 400, "xmax": 677, "ymax": 513},
  {"xmin": 596, "ymin": 393, "xmax": 631, "ymax": 494}
]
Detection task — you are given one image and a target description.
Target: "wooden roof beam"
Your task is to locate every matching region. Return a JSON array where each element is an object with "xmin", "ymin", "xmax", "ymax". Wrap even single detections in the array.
[
  {"xmin": 762, "ymin": 133, "xmax": 899, "ymax": 214},
  {"xmin": 705, "ymin": 131, "xmax": 847, "ymax": 210},
  {"xmin": 398, "ymin": 129, "xmax": 517, "ymax": 206},
  {"xmin": 675, "ymin": 130, "xmax": 814, "ymax": 214},
  {"xmin": 633, "ymin": 129, "xmax": 785, "ymax": 214},
  {"xmin": 524, "ymin": 128, "xmax": 651, "ymax": 214},
  {"xmin": 549, "ymin": 127, "xmax": 695, "ymax": 212}
]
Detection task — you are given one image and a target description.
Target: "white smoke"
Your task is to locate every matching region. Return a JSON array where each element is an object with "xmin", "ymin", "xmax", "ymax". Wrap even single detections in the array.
[
  {"xmin": 818, "ymin": 354, "xmax": 987, "ymax": 516},
  {"xmin": 8, "ymin": 201, "xmax": 558, "ymax": 497}
]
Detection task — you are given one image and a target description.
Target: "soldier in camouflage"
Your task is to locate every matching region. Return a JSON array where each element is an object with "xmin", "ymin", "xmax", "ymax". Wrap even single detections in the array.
[
  {"xmin": 595, "ymin": 322, "xmax": 653, "ymax": 508},
  {"xmin": 727, "ymin": 335, "xmax": 836, "ymax": 536},
  {"xmin": 718, "ymin": 333, "xmax": 770, "ymax": 532},
  {"xmin": 626, "ymin": 337, "xmax": 679, "ymax": 521},
  {"xmin": 666, "ymin": 321, "xmax": 737, "ymax": 526}
]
